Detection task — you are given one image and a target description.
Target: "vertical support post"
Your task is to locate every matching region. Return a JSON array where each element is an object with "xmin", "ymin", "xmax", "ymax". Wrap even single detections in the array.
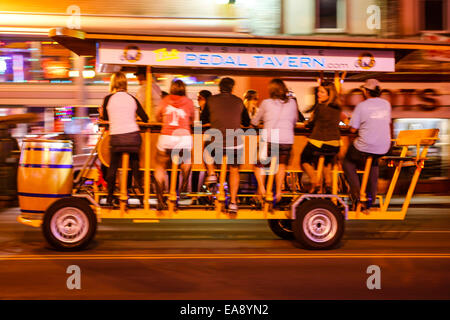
[
  {"xmin": 144, "ymin": 66, "xmax": 152, "ymax": 211},
  {"xmin": 333, "ymin": 71, "xmax": 346, "ymax": 94},
  {"xmin": 317, "ymin": 71, "xmax": 324, "ymax": 86},
  {"xmin": 169, "ymin": 155, "xmax": 179, "ymax": 214},
  {"xmin": 332, "ymin": 163, "xmax": 339, "ymax": 195},
  {"xmin": 356, "ymin": 156, "xmax": 373, "ymax": 213},
  {"xmin": 218, "ymin": 157, "xmax": 227, "ymax": 202},
  {"xmin": 146, "ymin": 66, "xmax": 153, "ymax": 121},
  {"xmin": 334, "ymin": 71, "xmax": 341, "ymax": 93},
  {"xmin": 382, "ymin": 146, "xmax": 408, "ymax": 211},
  {"xmin": 144, "ymin": 130, "xmax": 150, "ymax": 211},
  {"xmin": 400, "ymin": 147, "xmax": 429, "ymax": 216},
  {"xmin": 316, "ymin": 155, "xmax": 325, "ymax": 192},
  {"xmin": 217, "ymin": 156, "xmax": 227, "ymax": 214},
  {"xmin": 359, "ymin": 156, "xmax": 373, "ymax": 202},
  {"xmin": 119, "ymin": 153, "xmax": 130, "ymax": 215}
]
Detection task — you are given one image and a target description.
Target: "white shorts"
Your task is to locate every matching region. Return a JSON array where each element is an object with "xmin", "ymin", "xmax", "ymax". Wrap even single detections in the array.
[{"xmin": 157, "ymin": 135, "xmax": 193, "ymax": 152}]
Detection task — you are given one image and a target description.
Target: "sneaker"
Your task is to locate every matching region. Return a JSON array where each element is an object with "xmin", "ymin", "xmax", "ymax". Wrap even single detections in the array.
[{"xmin": 228, "ymin": 202, "xmax": 238, "ymax": 214}]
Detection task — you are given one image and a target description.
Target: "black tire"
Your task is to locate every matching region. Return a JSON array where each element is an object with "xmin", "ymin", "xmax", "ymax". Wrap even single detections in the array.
[
  {"xmin": 268, "ymin": 219, "xmax": 295, "ymax": 240},
  {"xmin": 292, "ymin": 199, "xmax": 344, "ymax": 250},
  {"xmin": 42, "ymin": 197, "xmax": 97, "ymax": 251}
]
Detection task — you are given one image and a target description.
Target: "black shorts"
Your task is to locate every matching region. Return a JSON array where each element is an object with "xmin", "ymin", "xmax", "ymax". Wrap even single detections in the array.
[
  {"xmin": 110, "ymin": 131, "xmax": 141, "ymax": 153},
  {"xmin": 257, "ymin": 143, "xmax": 292, "ymax": 167},
  {"xmin": 301, "ymin": 142, "xmax": 339, "ymax": 166},
  {"xmin": 344, "ymin": 144, "xmax": 383, "ymax": 169}
]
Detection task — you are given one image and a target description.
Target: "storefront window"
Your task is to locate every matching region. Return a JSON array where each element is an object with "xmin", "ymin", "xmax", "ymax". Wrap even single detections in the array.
[
  {"xmin": 0, "ymin": 40, "xmax": 73, "ymax": 83},
  {"xmin": 317, "ymin": 0, "xmax": 337, "ymax": 29},
  {"xmin": 422, "ymin": 0, "xmax": 445, "ymax": 31},
  {"xmin": 0, "ymin": 40, "xmax": 123, "ymax": 85}
]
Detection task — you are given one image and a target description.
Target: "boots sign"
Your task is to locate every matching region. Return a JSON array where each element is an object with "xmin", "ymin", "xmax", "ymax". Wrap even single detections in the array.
[{"xmin": 344, "ymin": 86, "xmax": 449, "ymax": 118}]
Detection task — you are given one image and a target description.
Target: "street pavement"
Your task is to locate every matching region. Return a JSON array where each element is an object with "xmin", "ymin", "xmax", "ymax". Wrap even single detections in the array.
[{"xmin": 0, "ymin": 197, "xmax": 449, "ymax": 300}]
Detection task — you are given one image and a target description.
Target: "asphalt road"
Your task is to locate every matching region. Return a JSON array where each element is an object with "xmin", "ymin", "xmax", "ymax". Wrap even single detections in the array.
[{"xmin": 0, "ymin": 205, "xmax": 449, "ymax": 300}]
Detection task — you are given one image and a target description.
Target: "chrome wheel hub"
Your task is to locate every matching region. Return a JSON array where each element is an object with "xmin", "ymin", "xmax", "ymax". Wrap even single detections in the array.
[
  {"xmin": 50, "ymin": 207, "xmax": 88, "ymax": 243},
  {"xmin": 303, "ymin": 208, "xmax": 337, "ymax": 243}
]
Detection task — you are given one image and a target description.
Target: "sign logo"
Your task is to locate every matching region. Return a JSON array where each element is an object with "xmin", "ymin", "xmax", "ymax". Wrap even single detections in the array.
[
  {"xmin": 122, "ymin": 45, "xmax": 142, "ymax": 63},
  {"xmin": 357, "ymin": 52, "xmax": 376, "ymax": 69},
  {"xmin": 153, "ymin": 48, "xmax": 180, "ymax": 62}
]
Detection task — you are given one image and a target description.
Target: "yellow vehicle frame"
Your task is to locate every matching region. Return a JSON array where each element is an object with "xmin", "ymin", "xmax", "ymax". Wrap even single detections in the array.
[
  {"xmin": 75, "ymin": 125, "xmax": 438, "ymax": 223},
  {"xmin": 75, "ymin": 64, "xmax": 439, "ymax": 223},
  {"xmin": 16, "ymin": 28, "xmax": 444, "ymax": 249}
]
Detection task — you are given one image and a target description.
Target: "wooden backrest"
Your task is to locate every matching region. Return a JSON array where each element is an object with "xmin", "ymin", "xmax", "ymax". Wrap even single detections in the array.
[{"xmin": 395, "ymin": 129, "xmax": 440, "ymax": 147}]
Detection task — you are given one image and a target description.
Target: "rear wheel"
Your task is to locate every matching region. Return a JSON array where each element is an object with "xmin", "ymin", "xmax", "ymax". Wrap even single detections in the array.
[
  {"xmin": 42, "ymin": 197, "xmax": 97, "ymax": 251},
  {"xmin": 268, "ymin": 219, "xmax": 295, "ymax": 240},
  {"xmin": 292, "ymin": 199, "xmax": 344, "ymax": 250}
]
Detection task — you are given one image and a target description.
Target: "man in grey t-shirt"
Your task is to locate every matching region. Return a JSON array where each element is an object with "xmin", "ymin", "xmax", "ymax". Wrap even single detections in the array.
[{"xmin": 343, "ymin": 79, "xmax": 392, "ymax": 210}]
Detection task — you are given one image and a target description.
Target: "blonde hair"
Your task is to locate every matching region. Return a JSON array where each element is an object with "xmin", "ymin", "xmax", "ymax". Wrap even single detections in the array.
[
  {"xmin": 243, "ymin": 90, "xmax": 258, "ymax": 107},
  {"xmin": 109, "ymin": 72, "xmax": 128, "ymax": 93}
]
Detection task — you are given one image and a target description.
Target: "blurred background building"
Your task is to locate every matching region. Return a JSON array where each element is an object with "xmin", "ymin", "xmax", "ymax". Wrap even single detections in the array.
[{"xmin": 0, "ymin": 0, "xmax": 449, "ymax": 194}]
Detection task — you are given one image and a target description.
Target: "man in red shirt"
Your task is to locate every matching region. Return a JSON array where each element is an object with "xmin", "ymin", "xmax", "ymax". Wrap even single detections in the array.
[{"xmin": 154, "ymin": 80, "xmax": 195, "ymax": 210}]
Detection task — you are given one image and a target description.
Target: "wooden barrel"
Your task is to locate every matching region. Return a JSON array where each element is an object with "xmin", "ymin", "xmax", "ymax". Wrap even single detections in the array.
[{"xmin": 18, "ymin": 139, "xmax": 73, "ymax": 216}]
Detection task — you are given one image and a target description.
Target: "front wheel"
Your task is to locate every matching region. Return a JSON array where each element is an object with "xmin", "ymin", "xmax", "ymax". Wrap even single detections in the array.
[
  {"xmin": 42, "ymin": 197, "xmax": 97, "ymax": 251},
  {"xmin": 292, "ymin": 199, "xmax": 344, "ymax": 250}
]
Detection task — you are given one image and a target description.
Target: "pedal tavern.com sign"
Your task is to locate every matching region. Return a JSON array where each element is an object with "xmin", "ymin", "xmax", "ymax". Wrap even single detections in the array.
[{"xmin": 98, "ymin": 42, "xmax": 395, "ymax": 72}]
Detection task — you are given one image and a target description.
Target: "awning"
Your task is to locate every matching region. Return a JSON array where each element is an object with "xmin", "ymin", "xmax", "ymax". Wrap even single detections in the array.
[{"xmin": 50, "ymin": 27, "xmax": 450, "ymax": 79}]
